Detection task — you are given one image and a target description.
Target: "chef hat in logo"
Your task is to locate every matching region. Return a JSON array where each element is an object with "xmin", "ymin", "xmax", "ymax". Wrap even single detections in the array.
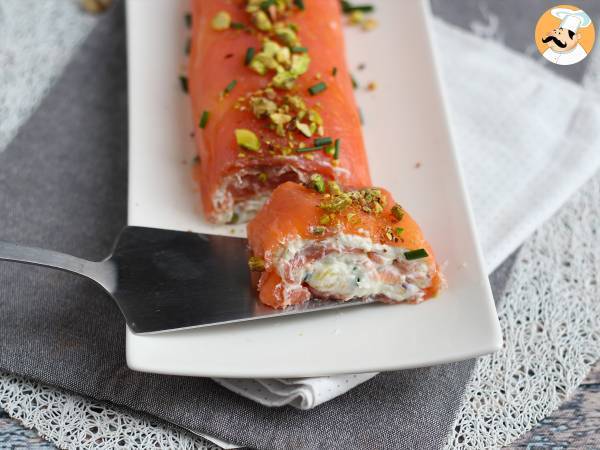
[{"xmin": 551, "ymin": 8, "xmax": 592, "ymax": 33}]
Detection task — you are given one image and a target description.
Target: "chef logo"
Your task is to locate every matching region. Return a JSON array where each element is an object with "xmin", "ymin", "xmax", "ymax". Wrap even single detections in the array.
[{"xmin": 535, "ymin": 5, "xmax": 595, "ymax": 66}]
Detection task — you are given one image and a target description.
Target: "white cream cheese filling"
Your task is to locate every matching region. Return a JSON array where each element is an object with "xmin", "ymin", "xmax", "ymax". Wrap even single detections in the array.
[{"xmin": 274, "ymin": 234, "xmax": 432, "ymax": 303}]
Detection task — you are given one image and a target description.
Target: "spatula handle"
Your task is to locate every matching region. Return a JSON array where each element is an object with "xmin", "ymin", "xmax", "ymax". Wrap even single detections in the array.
[{"xmin": 0, "ymin": 241, "xmax": 116, "ymax": 293}]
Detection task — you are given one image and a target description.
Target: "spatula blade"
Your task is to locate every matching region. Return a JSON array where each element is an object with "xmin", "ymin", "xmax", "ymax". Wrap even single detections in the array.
[{"xmin": 110, "ymin": 227, "xmax": 366, "ymax": 334}]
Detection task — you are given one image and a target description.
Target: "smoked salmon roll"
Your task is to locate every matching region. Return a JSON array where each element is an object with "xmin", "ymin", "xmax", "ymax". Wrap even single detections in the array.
[
  {"xmin": 247, "ymin": 180, "xmax": 442, "ymax": 309},
  {"xmin": 189, "ymin": 0, "xmax": 371, "ymax": 224}
]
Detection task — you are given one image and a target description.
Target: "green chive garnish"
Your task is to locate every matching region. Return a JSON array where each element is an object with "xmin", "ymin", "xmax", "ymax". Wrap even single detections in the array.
[
  {"xmin": 179, "ymin": 75, "xmax": 188, "ymax": 93},
  {"xmin": 294, "ymin": 0, "xmax": 305, "ymax": 10},
  {"xmin": 224, "ymin": 79, "xmax": 238, "ymax": 94},
  {"xmin": 245, "ymin": 47, "xmax": 255, "ymax": 65},
  {"xmin": 184, "ymin": 13, "xmax": 192, "ymax": 28},
  {"xmin": 404, "ymin": 249, "xmax": 429, "ymax": 260},
  {"xmin": 341, "ymin": 2, "xmax": 374, "ymax": 14},
  {"xmin": 199, "ymin": 111, "xmax": 210, "ymax": 129},
  {"xmin": 296, "ymin": 145, "xmax": 326, "ymax": 153},
  {"xmin": 314, "ymin": 137, "xmax": 333, "ymax": 147},
  {"xmin": 260, "ymin": 0, "xmax": 276, "ymax": 10},
  {"xmin": 231, "ymin": 22, "xmax": 246, "ymax": 29},
  {"xmin": 351, "ymin": 75, "xmax": 358, "ymax": 89},
  {"xmin": 333, "ymin": 139, "xmax": 341, "ymax": 159},
  {"xmin": 291, "ymin": 46, "xmax": 308, "ymax": 53},
  {"xmin": 308, "ymin": 82, "xmax": 327, "ymax": 96},
  {"xmin": 332, "ymin": 67, "xmax": 338, "ymax": 76}
]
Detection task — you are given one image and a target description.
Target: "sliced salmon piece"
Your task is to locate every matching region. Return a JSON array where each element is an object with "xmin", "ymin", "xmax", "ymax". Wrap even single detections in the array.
[
  {"xmin": 247, "ymin": 182, "xmax": 442, "ymax": 308},
  {"xmin": 189, "ymin": 0, "xmax": 371, "ymax": 223}
]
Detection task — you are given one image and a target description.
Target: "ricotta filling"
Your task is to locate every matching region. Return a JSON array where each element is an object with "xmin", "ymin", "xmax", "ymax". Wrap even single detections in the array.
[{"xmin": 274, "ymin": 234, "xmax": 432, "ymax": 304}]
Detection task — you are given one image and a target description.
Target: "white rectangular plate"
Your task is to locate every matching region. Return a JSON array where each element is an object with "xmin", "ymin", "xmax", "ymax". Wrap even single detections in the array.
[{"xmin": 126, "ymin": 0, "xmax": 502, "ymax": 378}]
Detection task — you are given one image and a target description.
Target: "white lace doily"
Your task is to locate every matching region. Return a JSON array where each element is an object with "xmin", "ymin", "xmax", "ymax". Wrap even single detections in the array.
[
  {"xmin": 446, "ymin": 171, "xmax": 600, "ymax": 448},
  {"xmin": 0, "ymin": 372, "xmax": 218, "ymax": 450}
]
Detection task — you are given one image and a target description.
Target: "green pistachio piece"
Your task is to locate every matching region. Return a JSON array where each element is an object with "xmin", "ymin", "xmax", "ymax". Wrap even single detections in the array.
[
  {"xmin": 235, "ymin": 129, "xmax": 261, "ymax": 152},
  {"xmin": 310, "ymin": 174, "xmax": 326, "ymax": 193},
  {"xmin": 248, "ymin": 256, "xmax": 266, "ymax": 271},
  {"xmin": 211, "ymin": 11, "xmax": 231, "ymax": 30},
  {"xmin": 290, "ymin": 53, "xmax": 310, "ymax": 76},
  {"xmin": 272, "ymin": 71, "xmax": 297, "ymax": 89},
  {"xmin": 286, "ymin": 95, "xmax": 306, "ymax": 111},
  {"xmin": 296, "ymin": 120, "xmax": 313, "ymax": 137},
  {"xmin": 253, "ymin": 10, "xmax": 272, "ymax": 31},
  {"xmin": 250, "ymin": 97, "xmax": 277, "ymax": 117}
]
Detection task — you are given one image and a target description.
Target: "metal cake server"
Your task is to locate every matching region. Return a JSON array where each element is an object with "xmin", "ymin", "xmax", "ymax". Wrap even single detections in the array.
[{"xmin": 0, "ymin": 226, "xmax": 364, "ymax": 334}]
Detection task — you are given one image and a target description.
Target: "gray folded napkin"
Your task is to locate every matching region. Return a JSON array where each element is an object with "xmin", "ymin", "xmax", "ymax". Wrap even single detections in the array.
[{"xmin": 0, "ymin": 3, "xmax": 514, "ymax": 449}]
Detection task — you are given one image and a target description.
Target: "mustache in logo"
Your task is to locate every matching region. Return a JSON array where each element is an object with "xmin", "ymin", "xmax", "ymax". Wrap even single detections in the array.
[{"xmin": 542, "ymin": 35, "xmax": 567, "ymax": 48}]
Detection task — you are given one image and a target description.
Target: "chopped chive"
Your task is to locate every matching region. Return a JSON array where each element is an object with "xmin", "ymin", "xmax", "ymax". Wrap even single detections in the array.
[
  {"xmin": 358, "ymin": 107, "xmax": 364, "ymax": 125},
  {"xmin": 199, "ymin": 111, "xmax": 210, "ymax": 129},
  {"xmin": 332, "ymin": 67, "xmax": 338, "ymax": 76},
  {"xmin": 224, "ymin": 79, "xmax": 238, "ymax": 94},
  {"xmin": 291, "ymin": 46, "xmax": 308, "ymax": 53},
  {"xmin": 395, "ymin": 227, "xmax": 404, "ymax": 236},
  {"xmin": 308, "ymin": 82, "xmax": 327, "ymax": 96},
  {"xmin": 404, "ymin": 249, "xmax": 429, "ymax": 260},
  {"xmin": 296, "ymin": 145, "xmax": 326, "ymax": 153},
  {"xmin": 340, "ymin": 1, "xmax": 374, "ymax": 14},
  {"xmin": 333, "ymin": 139, "xmax": 341, "ymax": 159},
  {"xmin": 184, "ymin": 37, "xmax": 191, "ymax": 55},
  {"xmin": 294, "ymin": 0, "xmax": 305, "ymax": 10},
  {"xmin": 179, "ymin": 75, "xmax": 188, "ymax": 93},
  {"xmin": 245, "ymin": 47, "xmax": 255, "ymax": 65},
  {"xmin": 260, "ymin": 0, "xmax": 276, "ymax": 10},
  {"xmin": 351, "ymin": 74, "xmax": 358, "ymax": 89},
  {"xmin": 314, "ymin": 137, "xmax": 333, "ymax": 147},
  {"xmin": 231, "ymin": 22, "xmax": 246, "ymax": 29},
  {"xmin": 184, "ymin": 13, "xmax": 192, "ymax": 28}
]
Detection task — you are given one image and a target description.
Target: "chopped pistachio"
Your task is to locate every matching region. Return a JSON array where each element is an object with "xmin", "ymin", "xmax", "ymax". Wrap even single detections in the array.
[
  {"xmin": 290, "ymin": 53, "xmax": 311, "ymax": 76},
  {"xmin": 270, "ymin": 112, "xmax": 292, "ymax": 135},
  {"xmin": 275, "ymin": 46, "xmax": 292, "ymax": 65},
  {"xmin": 264, "ymin": 87, "xmax": 277, "ymax": 99},
  {"xmin": 319, "ymin": 193, "xmax": 352, "ymax": 213},
  {"xmin": 269, "ymin": 112, "xmax": 292, "ymax": 125},
  {"xmin": 296, "ymin": 120, "xmax": 313, "ymax": 137},
  {"xmin": 281, "ymin": 147, "xmax": 293, "ymax": 156},
  {"xmin": 395, "ymin": 227, "xmax": 404, "ymax": 236},
  {"xmin": 310, "ymin": 174, "xmax": 326, "ymax": 193},
  {"xmin": 248, "ymin": 256, "xmax": 266, "ymax": 271},
  {"xmin": 249, "ymin": 58, "xmax": 267, "ymax": 75},
  {"xmin": 349, "ymin": 10, "xmax": 364, "ymax": 24},
  {"xmin": 362, "ymin": 18, "xmax": 378, "ymax": 31},
  {"xmin": 272, "ymin": 71, "xmax": 297, "ymax": 89},
  {"xmin": 274, "ymin": 24, "xmax": 298, "ymax": 46},
  {"xmin": 319, "ymin": 215, "xmax": 331, "ymax": 225},
  {"xmin": 311, "ymin": 226, "xmax": 326, "ymax": 235},
  {"xmin": 228, "ymin": 213, "xmax": 240, "ymax": 225},
  {"xmin": 328, "ymin": 181, "xmax": 343, "ymax": 195},
  {"xmin": 211, "ymin": 11, "xmax": 231, "ymax": 30},
  {"xmin": 258, "ymin": 172, "xmax": 268, "ymax": 183},
  {"xmin": 253, "ymin": 10, "xmax": 272, "ymax": 30},
  {"xmin": 235, "ymin": 129, "xmax": 261, "ymax": 152},
  {"xmin": 385, "ymin": 227, "xmax": 394, "ymax": 241},
  {"xmin": 308, "ymin": 109, "xmax": 323, "ymax": 125},
  {"xmin": 250, "ymin": 97, "xmax": 277, "ymax": 117},
  {"xmin": 391, "ymin": 204, "xmax": 404, "ymax": 221},
  {"xmin": 286, "ymin": 95, "xmax": 306, "ymax": 110},
  {"xmin": 373, "ymin": 201, "xmax": 384, "ymax": 214}
]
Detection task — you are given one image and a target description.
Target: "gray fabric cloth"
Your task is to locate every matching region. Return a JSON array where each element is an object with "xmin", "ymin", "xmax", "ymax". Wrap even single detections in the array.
[{"xmin": 0, "ymin": 4, "xmax": 515, "ymax": 449}]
